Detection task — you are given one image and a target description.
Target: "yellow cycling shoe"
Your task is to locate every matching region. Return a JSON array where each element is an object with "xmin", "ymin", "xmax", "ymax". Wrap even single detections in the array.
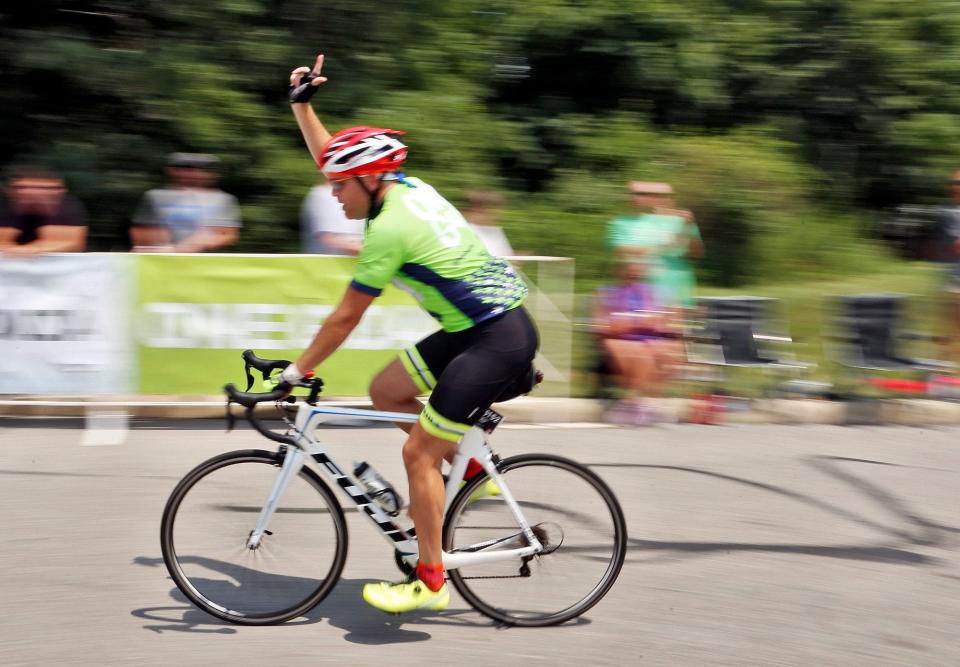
[
  {"xmin": 362, "ymin": 578, "xmax": 449, "ymax": 614},
  {"xmin": 462, "ymin": 478, "xmax": 501, "ymax": 503}
]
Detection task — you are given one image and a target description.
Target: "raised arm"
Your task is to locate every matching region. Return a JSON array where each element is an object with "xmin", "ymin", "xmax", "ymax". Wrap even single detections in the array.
[{"xmin": 289, "ymin": 54, "xmax": 333, "ymax": 165}]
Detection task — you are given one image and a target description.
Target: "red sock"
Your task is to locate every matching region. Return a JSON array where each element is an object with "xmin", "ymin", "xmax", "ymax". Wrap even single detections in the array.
[
  {"xmin": 415, "ymin": 561, "xmax": 445, "ymax": 592},
  {"xmin": 463, "ymin": 457, "xmax": 484, "ymax": 481}
]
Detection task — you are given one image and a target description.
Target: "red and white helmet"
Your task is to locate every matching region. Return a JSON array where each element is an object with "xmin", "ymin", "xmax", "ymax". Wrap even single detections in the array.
[{"xmin": 319, "ymin": 126, "xmax": 408, "ymax": 177}]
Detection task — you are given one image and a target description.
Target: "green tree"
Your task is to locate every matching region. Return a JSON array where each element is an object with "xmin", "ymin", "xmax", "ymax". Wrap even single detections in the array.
[{"xmin": 2, "ymin": 0, "xmax": 959, "ymax": 286}]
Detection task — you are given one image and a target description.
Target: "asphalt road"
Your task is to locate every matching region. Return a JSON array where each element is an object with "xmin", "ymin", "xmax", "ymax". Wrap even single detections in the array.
[{"xmin": 1, "ymin": 418, "xmax": 958, "ymax": 666}]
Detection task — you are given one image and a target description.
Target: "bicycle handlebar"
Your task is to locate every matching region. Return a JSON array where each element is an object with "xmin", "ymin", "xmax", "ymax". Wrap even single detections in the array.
[
  {"xmin": 224, "ymin": 382, "xmax": 291, "ymax": 408},
  {"xmin": 223, "ymin": 349, "xmax": 325, "ymax": 444}
]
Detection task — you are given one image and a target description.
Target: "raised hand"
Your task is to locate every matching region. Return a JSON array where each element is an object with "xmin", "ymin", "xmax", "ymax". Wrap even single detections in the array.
[{"xmin": 289, "ymin": 54, "xmax": 328, "ymax": 104}]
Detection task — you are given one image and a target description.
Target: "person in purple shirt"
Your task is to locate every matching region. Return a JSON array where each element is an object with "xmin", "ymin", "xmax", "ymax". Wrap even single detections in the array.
[{"xmin": 593, "ymin": 260, "xmax": 682, "ymax": 425}]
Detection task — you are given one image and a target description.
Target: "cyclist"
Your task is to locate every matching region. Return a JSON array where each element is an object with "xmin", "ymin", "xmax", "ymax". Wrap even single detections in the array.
[{"xmin": 280, "ymin": 54, "xmax": 539, "ymax": 613}]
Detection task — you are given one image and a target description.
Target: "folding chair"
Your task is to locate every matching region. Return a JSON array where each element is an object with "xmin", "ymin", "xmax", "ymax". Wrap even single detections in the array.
[
  {"xmin": 686, "ymin": 296, "xmax": 812, "ymax": 395},
  {"xmin": 829, "ymin": 293, "xmax": 954, "ymax": 392}
]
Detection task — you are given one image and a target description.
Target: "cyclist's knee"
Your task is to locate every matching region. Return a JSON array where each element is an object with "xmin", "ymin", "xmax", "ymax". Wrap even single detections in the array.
[
  {"xmin": 402, "ymin": 427, "xmax": 453, "ymax": 470},
  {"xmin": 370, "ymin": 359, "xmax": 418, "ymax": 410},
  {"xmin": 402, "ymin": 438, "xmax": 430, "ymax": 473}
]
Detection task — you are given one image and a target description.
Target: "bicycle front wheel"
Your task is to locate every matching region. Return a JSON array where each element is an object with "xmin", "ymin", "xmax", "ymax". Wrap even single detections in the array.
[
  {"xmin": 160, "ymin": 449, "xmax": 348, "ymax": 625},
  {"xmin": 443, "ymin": 454, "xmax": 627, "ymax": 627}
]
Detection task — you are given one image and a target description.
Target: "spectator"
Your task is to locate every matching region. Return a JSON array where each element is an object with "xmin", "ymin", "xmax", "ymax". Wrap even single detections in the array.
[
  {"xmin": 607, "ymin": 180, "xmax": 703, "ymax": 308},
  {"xmin": 939, "ymin": 169, "xmax": 960, "ymax": 361},
  {"xmin": 0, "ymin": 166, "xmax": 87, "ymax": 256},
  {"xmin": 462, "ymin": 190, "xmax": 516, "ymax": 256},
  {"xmin": 593, "ymin": 259, "xmax": 683, "ymax": 425},
  {"xmin": 131, "ymin": 153, "xmax": 241, "ymax": 253},
  {"xmin": 301, "ymin": 178, "xmax": 363, "ymax": 254}
]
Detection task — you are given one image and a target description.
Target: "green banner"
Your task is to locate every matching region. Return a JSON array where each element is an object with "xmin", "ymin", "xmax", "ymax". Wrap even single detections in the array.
[{"xmin": 135, "ymin": 255, "xmax": 436, "ymax": 395}]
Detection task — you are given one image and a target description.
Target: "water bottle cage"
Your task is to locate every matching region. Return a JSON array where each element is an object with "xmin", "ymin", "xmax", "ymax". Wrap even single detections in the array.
[{"xmin": 367, "ymin": 487, "xmax": 402, "ymax": 517}]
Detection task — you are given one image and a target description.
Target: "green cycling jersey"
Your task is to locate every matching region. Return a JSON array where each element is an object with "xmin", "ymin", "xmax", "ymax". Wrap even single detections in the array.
[{"xmin": 350, "ymin": 177, "xmax": 527, "ymax": 332}]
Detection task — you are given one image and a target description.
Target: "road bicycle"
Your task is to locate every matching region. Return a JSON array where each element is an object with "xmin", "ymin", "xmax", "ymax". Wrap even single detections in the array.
[{"xmin": 160, "ymin": 350, "xmax": 627, "ymax": 627}]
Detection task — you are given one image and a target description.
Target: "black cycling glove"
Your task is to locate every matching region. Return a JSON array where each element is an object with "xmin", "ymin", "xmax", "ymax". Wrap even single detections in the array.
[{"xmin": 289, "ymin": 73, "xmax": 320, "ymax": 104}]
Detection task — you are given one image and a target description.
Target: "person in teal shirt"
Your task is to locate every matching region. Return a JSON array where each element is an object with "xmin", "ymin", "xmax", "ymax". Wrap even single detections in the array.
[{"xmin": 607, "ymin": 181, "xmax": 703, "ymax": 308}]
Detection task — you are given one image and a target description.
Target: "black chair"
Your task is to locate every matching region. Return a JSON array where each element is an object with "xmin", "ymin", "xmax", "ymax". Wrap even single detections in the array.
[
  {"xmin": 689, "ymin": 297, "xmax": 806, "ymax": 366},
  {"xmin": 830, "ymin": 293, "xmax": 953, "ymax": 375},
  {"xmin": 685, "ymin": 296, "xmax": 811, "ymax": 393}
]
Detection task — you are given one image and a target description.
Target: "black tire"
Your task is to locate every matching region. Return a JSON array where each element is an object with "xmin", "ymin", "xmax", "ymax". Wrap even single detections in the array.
[
  {"xmin": 443, "ymin": 454, "xmax": 626, "ymax": 627},
  {"xmin": 160, "ymin": 449, "xmax": 348, "ymax": 625}
]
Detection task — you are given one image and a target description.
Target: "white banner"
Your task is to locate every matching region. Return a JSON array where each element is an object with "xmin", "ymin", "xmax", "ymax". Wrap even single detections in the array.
[{"xmin": 0, "ymin": 254, "xmax": 134, "ymax": 394}]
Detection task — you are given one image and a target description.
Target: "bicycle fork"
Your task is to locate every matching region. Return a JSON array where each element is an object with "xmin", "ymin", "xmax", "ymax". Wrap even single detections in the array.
[{"xmin": 246, "ymin": 446, "xmax": 307, "ymax": 549}]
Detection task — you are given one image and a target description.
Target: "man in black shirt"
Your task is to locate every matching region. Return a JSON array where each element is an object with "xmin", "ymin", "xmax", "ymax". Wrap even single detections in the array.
[{"xmin": 0, "ymin": 167, "xmax": 87, "ymax": 256}]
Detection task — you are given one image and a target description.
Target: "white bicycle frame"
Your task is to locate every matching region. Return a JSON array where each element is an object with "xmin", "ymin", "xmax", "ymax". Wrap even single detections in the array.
[{"xmin": 245, "ymin": 402, "xmax": 544, "ymax": 571}]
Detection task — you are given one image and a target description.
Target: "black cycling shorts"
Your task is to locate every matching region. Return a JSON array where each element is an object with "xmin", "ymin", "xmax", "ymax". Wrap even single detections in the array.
[{"xmin": 400, "ymin": 306, "xmax": 539, "ymax": 442}]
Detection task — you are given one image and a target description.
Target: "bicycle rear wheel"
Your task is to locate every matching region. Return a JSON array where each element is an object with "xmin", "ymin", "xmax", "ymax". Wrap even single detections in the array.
[
  {"xmin": 443, "ymin": 454, "xmax": 626, "ymax": 627},
  {"xmin": 160, "ymin": 449, "xmax": 348, "ymax": 625}
]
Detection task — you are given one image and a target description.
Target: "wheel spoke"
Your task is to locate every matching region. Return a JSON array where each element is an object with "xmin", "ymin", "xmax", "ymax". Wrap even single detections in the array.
[
  {"xmin": 161, "ymin": 451, "xmax": 348, "ymax": 625},
  {"xmin": 444, "ymin": 454, "xmax": 626, "ymax": 627}
]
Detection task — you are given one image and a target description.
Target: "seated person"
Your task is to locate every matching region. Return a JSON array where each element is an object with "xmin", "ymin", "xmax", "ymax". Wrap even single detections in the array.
[{"xmin": 593, "ymin": 260, "xmax": 683, "ymax": 425}]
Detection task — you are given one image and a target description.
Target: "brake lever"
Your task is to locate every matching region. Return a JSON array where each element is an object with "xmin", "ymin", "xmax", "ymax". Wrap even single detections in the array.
[
  {"xmin": 225, "ymin": 398, "xmax": 236, "ymax": 432},
  {"xmin": 306, "ymin": 377, "xmax": 324, "ymax": 406},
  {"xmin": 260, "ymin": 362, "xmax": 288, "ymax": 385},
  {"xmin": 244, "ymin": 363, "xmax": 254, "ymax": 392}
]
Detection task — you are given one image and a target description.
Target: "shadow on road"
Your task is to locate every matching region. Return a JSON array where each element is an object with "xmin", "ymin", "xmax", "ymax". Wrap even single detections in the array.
[
  {"xmin": 623, "ymin": 539, "xmax": 936, "ymax": 564},
  {"xmin": 131, "ymin": 556, "xmax": 587, "ymax": 642},
  {"xmin": 589, "ymin": 455, "xmax": 959, "ymax": 566}
]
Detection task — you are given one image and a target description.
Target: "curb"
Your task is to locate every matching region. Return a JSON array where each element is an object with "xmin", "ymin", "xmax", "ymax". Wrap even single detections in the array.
[{"xmin": 2, "ymin": 395, "xmax": 960, "ymax": 426}]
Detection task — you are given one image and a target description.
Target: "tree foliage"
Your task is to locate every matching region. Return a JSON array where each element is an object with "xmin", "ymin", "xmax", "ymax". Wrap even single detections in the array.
[{"xmin": 2, "ymin": 1, "xmax": 959, "ymax": 283}]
